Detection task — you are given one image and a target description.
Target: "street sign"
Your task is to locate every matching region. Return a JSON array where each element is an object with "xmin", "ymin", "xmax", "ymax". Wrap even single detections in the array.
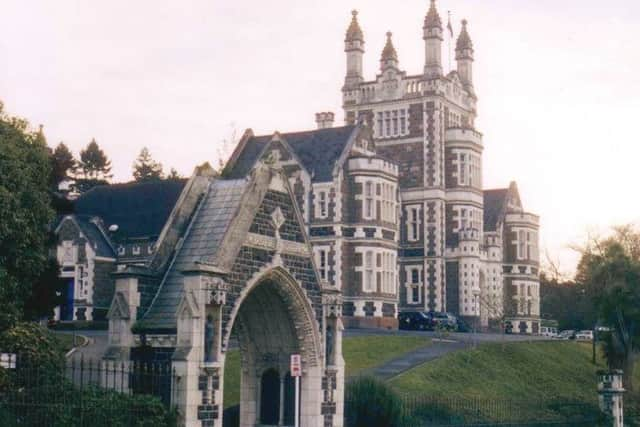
[{"xmin": 290, "ymin": 354, "xmax": 302, "ymax": 377}]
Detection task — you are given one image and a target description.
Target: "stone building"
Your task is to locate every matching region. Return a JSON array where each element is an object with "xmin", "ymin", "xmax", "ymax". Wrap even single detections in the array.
[
  {"xmin": 54, "ymin": 179, "xmax": 185, "ymax": 320},
  {"xmin": 223, "ymin": 1, "xmax": 541, "ymax": 333},
  {"xmin": 104, "ymin": 164, "xmax": 344, "ymax": 427}
]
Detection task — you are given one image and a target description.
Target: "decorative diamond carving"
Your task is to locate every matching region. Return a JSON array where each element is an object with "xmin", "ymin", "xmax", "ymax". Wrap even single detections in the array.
[{"xmin": 271, "ymin": 207, "xmax": 285, "ymax": 231}]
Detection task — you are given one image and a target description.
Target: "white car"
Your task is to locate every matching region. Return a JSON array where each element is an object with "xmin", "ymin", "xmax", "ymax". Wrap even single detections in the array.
[
  {"xmin": 540, "ymin": 326, "xmax": 558, "ymax": 338},
  {"xmin": 575, "ymin": 330, "xmax": 594, "ymax": 341}
]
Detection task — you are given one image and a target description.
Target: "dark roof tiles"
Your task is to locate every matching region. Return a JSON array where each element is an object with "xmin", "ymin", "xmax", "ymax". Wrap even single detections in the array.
[
  {"xmin": 74, "ymin": 179, "xmax": 186, "ymax": 240},
  {"xmin": 224, "ymin": 125, "xmax": 356, "ymax": 182},
  {"xmin": 136, "ymin": 178, "xmax": 247, "ymax": 332},
  {"xmin": 483, "ymin": 188, "xmax": 508, "ymax": 232}
]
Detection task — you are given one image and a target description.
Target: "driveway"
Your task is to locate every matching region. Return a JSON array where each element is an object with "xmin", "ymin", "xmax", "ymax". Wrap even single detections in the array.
[{"xmin": 56, "ymin": 330, "xmax": 109, "ymax": 361}]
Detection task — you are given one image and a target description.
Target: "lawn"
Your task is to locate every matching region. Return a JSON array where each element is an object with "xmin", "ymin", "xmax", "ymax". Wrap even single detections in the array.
[
  {"xmin": 223, "ymin": 335, "xmax": 430, "ymax": 408},
  {"xmin": 389, "ymin": 341, "xmax": 605, "ymax": 423},
  {"xmin": 51, "ymin": 332, "xmax": 80, "ymax": 354}
]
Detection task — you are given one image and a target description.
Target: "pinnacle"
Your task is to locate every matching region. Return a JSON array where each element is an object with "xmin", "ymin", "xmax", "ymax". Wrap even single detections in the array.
[
  {"xmin": 424, "ymin": 0, "xmax": 442, "ymax": 29},
  {"xmin": 345, "ymin": 9, "xmax": 364, "ymax": 42},
  {"xmin": 456, "ymin": 18, "xmax": 473, "ymax": 52},
  {"xmin": 381, "ymin": 31, "xmax": 398, "ymax": 62}
]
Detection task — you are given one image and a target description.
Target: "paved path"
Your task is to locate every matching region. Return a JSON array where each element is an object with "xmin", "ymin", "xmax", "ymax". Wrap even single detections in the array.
[
  {"xmin": 365, "ymin": 339, "xmax": 469, "ymax": 381},
  {"xmin": 345, "ymin": 329, "xmax": 550, "ymax": 381},
  {"xmin": 55, "ymin": 330, "xmax": 108, "ymax": 360}
]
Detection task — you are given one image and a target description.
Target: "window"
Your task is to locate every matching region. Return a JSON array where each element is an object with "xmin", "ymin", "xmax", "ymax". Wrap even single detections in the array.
[
  {"xmin": 380, "ymin": 183, "xmax": 396, "ymax": 223},
  {"xmin": 117, "ymin": 245, "xmax": 125, "ymax": 256},
  {"xmin": 132, "ymin": 245, "xmax": 141, "ymax": 255},
  {"xmin": 405, "ymin": 265, "xmax": 423, "ymax": 304},
  {"xmin": 406, "ymin": 206, "xmax": 420, "ymax": 241},
  {"xmin": 381, "ymin": 252, "xmax": 396, "ymax": 294},
  {"xmin": 364, "ymin": 251, "xmax": 375, "ymax": 292},
  {"xmin": 459, "ymin": 153, "xmax": 467, "ymax": 185},
  {"xmin": 364, "ymin": 181, "xmax": 374, "ymax": 219},
  {"xmin": 319, "ymin": 191, "xmax": 327, "ymax": 218},
  {"xmin": 317, "ymin": 249, "xmax": 328, "ymax": 281},
  {"xmin": 518, "ymin": 230, "xmax": 526, "ymax": 260},
  {"xmin": 375, "ymin": 108, "xmax": 409, "ymax": 138}
]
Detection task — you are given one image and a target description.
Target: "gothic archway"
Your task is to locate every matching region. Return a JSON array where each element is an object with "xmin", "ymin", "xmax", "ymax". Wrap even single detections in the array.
[{"xmin": 223, "ymin": 267, "xmax": 324, "ymax": 427}]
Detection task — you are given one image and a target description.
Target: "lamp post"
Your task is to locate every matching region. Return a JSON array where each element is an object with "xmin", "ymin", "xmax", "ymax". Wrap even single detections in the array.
[{"xmin": 472, "ymin": 289, "xmax": 480, "ymax": 349}]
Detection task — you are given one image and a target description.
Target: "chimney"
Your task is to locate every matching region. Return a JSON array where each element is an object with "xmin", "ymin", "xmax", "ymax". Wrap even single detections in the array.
[{"xmin": 315, "ymin": 112, "xmax": 335, "ymax": 129}]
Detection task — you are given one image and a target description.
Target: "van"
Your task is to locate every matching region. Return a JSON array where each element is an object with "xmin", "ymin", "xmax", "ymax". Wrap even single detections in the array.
[{"xmin": 540, "ymin": 326, "xmax": 557, "ymax": 337}]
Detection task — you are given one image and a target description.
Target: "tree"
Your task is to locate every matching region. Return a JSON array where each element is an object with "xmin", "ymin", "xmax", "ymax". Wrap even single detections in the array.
[
  {"xmin": 75, "ymin": 138, "xmax": 112, "ymax": 193},
  {"xmin": 0, "ymin": 102, "xmax": 54, "ymax": 330},
  {"xmin": 132, "ymin": 147, "xmax": 163, "ymax": 182},
  {"xmin": 575, "ymin": 225, "xmax": 640, "ymax": 391},
  {"xmin": 166, "ymin": 167, "xmax": 182, "ymax": 180},
  {"xmin": 50, "ymin": 142, "xmax": 76, "ymax": 191},
  {"xmin": 23, "ymin": 257, "xmax": 66, "ymax": 321}
]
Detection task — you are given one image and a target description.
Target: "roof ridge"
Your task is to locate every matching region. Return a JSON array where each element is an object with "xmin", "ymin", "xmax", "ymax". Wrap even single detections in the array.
[{"xmin": 138, "ymin": 179, "xmax": 213, "ymax": 322}]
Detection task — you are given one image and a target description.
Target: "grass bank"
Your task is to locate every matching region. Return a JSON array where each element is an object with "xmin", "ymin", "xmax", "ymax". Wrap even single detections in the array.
[{"xmin": 223, "ymin": 335, "xmax": 430, "ymax": 408}]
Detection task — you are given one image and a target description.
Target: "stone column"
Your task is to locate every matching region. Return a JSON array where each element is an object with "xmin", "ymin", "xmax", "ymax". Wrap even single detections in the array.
[
  {"xmin": 173, "ymin": 265, "xmax": 229, "ymax": 427},
  {"xmin": 598, "ymin": 369, "xmax": 625, "ymax": 427},
  {"xmin": 102, "ymin": 268, "xmax": 143, "ymax": 390},
  {"xmin": 322, "ymin": 291, "xmax": 345, "ymax": 427}
]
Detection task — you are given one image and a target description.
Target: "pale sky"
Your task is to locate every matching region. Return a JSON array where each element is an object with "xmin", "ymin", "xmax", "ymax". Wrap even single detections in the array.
[{"xmin": 2, "ymin": 0, "xmax": 639, "ymax": 275}]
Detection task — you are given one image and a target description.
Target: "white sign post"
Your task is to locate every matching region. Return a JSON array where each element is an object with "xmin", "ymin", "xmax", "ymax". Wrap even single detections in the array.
[{"xmin": 290, "ymin": 354, "xmax": 301, "ymax": 427}]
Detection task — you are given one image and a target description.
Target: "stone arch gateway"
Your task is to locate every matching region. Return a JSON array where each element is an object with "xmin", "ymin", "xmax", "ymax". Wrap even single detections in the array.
[{"xmin": 104, "ymin": 164, "xmax": 344, "ymax": 427}]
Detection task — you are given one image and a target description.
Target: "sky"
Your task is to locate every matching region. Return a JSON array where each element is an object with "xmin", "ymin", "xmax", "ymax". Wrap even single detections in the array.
[{"xmin": 2, "ymin": 0, "xmax": 640, "ymax": 276}]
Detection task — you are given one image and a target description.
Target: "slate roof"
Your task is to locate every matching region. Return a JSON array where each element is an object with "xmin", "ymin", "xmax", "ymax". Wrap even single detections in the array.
[
  {"xmin": 74, "ymin": 179, "xmax": 186, "ymax": 240},
  {"xmin": 136, "ymin": 178, "xmax": 248, "ymax": 332},
  {"xmin": 224, "ymin": 125, "xmax": 356, "ymax": 183},
  {"xmin": 483, "ymin": 189, "xmax": 508, "ymax": 232},
  {"xmin": 74, "ymin": 216, "xmax": 116, "ymax": 258}
]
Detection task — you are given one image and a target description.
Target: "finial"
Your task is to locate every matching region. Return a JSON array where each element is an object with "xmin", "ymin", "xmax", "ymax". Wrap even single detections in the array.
[
  {"xmin": 345, "ymin": 9, "xmax": 364, "ymax": 42},
  {"xmin": 381, "ymin": 31, "xmax": 398, "ymax": 62},
  {"xmin": 455, "ymin": 18, "xmax": 473, "ymax": 53},
  {"xmin": 424, "ymin": 0, "xmax": 442, "ymax": 29},
  {"xmin": 38, "ymin": 124, "xmax": 43, "ymax": 133}
]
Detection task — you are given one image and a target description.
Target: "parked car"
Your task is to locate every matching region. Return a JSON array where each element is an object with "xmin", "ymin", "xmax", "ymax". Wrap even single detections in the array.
[
  {"xmin": 575, "ymin": 330, "xmax": 594, "ymax": 341},
  {"xmin": 398, "ymin": 311, "xmax": 435, "ymax": 331},
  {"xmin": 540, "ymin": 326, "xmax": 558, "ymax": 338},
  {"xmin": 428, "ymin": 312, "xmax": 458, "ymax": 331},
  {"xmin": 556, "ymin": 330, "xmax": 576, "ymax": 340}
]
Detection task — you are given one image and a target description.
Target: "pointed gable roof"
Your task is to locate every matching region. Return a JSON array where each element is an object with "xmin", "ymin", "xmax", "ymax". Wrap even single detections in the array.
[
  {"xmin": 380, "ymin": 32, "xmax": 398, "ymax": 62},
  {"xmin": 223, "ymin": 125, "xmax": 357, "ymax": 182},
  {"xmin": 483, "ymin": 182, "xmax": 522, "ymax": 232}
]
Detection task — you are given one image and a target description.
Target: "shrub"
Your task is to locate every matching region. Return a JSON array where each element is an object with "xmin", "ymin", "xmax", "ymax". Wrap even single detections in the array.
[{"xmin": 345, "ymin": 376, "xmax": 405, "ymax": 427}]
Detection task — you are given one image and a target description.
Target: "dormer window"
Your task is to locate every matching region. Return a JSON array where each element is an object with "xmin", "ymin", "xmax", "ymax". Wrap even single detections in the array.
[
  {"xmin": 132, "ymin": 245, "xmax": 141, "ymax": 256},
  {"xmin": 117, "ymin": 245, "xmax": 125, "ymax": 256}
]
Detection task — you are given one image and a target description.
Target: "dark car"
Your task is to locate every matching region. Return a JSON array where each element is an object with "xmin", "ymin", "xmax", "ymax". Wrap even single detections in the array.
[
  {"xmin": 428, "ymin": 312, "xmax": 458, "ymax": 331},
  {"xmin": 398, "ymin": 311, "xmax": 435, "ymax": 331}
]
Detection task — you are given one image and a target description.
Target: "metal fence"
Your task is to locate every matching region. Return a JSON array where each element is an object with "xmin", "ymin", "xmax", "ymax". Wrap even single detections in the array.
[
  {"xmin": 0, "ymin": 355, "xmax": 177, "ymax": 427},
  {"xmin": 345, "ymin": 394, "xmax": 606, "ymax": 427}
]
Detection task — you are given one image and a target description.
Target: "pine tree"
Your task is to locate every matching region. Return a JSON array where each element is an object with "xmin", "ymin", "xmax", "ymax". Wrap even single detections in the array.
[
  {"xmin": 133, "ymin": 147, "xmax": 164, "ymax": 182},
  {"xmin": 166, "ymin": 167, "xmax": 182, "ymax": 180},
  {"xmin": 75, "ymin": 138, "xmax": 112, "ymax": 193},
  {"xmin": 50, "ymin": 142, "xmax": 76, "ymax": 191}
]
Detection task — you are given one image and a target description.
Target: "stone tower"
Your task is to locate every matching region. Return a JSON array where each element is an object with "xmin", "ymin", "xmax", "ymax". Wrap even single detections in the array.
[{"xmin": 341, "ymin": 1, "xmax": 483, "ymax": 320}]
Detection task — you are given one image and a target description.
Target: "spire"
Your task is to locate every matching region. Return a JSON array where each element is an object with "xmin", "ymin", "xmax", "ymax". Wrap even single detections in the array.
[
  {"xmin": 380, "ymin": 31, "xmax": 398, "ymax": 62},
  {"xmin": 424, "ymin": 0, "xmax": 442, "ymax": 30},
  {"xmin": 345, "ymin": 10, "xmax": 364, "ymax": 42},
  {"xmin": 455, "ymin": 19, "xmax": 474, "ymax": 55}
]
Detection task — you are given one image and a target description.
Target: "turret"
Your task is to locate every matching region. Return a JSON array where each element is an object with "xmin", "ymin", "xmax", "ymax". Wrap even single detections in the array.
[
  {"xmin": 423, "ymin": 0, "xmax": 443, "ymax": 78},
  {"xmin": 380, "ymin": 31, "xmax": 399, "ymax": 72},
  {"xmin": 345, "ymin": 10, "xmax": 365, "ymax": 87},
  {"xmin": 455, "ymin": 19, "xmax": 474, "ymax": 88}
]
